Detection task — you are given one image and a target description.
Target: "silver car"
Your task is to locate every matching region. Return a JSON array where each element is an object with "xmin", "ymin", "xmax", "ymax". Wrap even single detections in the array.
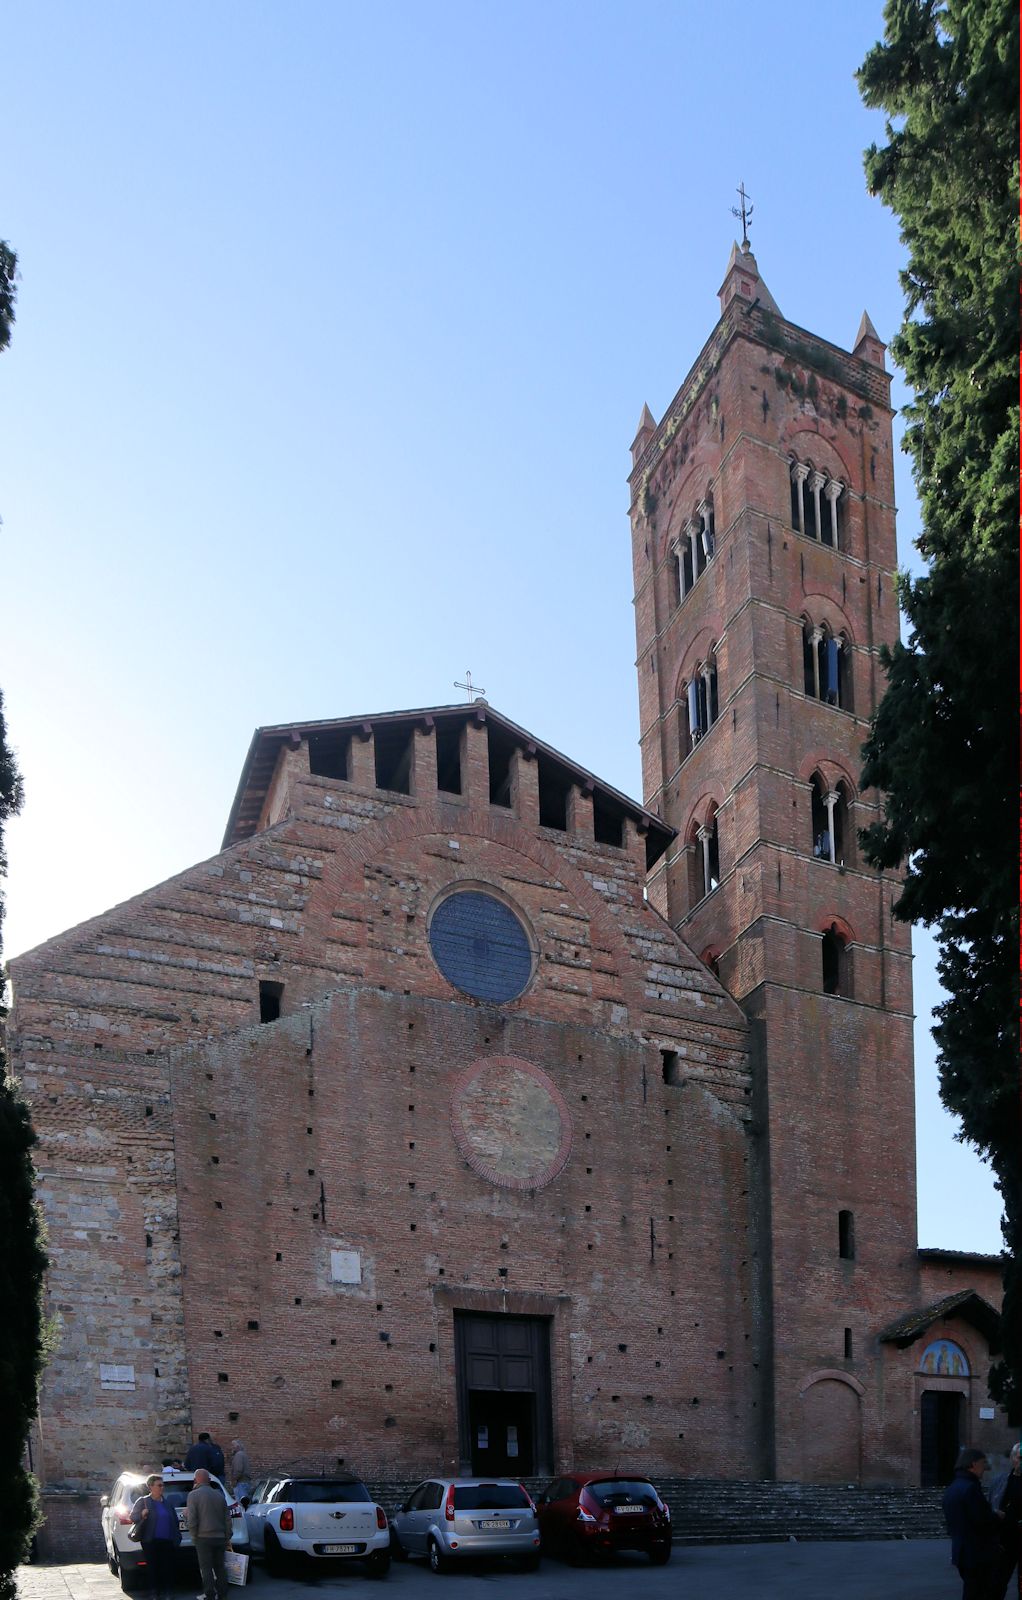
[{"xmin": 390, "ymin": 1477, "xmax": 541, "ymax": 1573}]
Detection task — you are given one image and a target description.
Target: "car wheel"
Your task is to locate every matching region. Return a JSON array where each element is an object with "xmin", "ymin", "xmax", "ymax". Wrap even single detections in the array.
[
  {"xmin": 649, "ymin": 1544, "xmax": 672, "ymax": 1566},
  {"xmin": 389, "ymin": 1530, "xmax": 408, "ymax": 1562},
  {"xmin": 263, "ymin": 1529, "xmax": 285, "ymax": 1576},
  {"xmin": 427, "ymin": 1538, "xmax": 450, "ymax": 1575},
  {"xmin": 366, "ymin": 1549, "xmax": 391, "ymax": 1579},
  {"xmin": 116, "ymin": 1555, "xmax": 138, "ymax": 1592},
  {"xmin": 106, "ymin": 1541, "xmax": 118, "ymax": 1576}
]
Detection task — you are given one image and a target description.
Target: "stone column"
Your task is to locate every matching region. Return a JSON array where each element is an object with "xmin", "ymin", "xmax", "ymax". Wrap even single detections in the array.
[
  {"xmin": 791, "ymin": 461, "xmax": 809, "ymax": 535},
  {"xmin": 673, "ymin": 540, "xmax": 685, "ymax": 605},
  {"xmin": 698, "ymin": 499, "xmax": 714, "ymax": 559},
  {"xmin": 700, "ymin": 662, "xmax": 715, "ymax": 729},
  {"xmin": 810, "ymin": 628, "xmax": 823, "ymax": 700},
  {"xmin": 824, "ymin": 478, "xmax": 843, "ymax": 548},
  {"xmin": 824, "ymin": 791, "xmax": 839, "ymax": 865},
  {"xmin": 687, "ymin": 518, "xmax": 701, "ymax": 585},
  {"xmin": 809, "ymin": 469, "xmax": 826, "ymax": 540},
  {"xmin": 697, "ymin": 824, "xmax": 712, "ymax": 898}
]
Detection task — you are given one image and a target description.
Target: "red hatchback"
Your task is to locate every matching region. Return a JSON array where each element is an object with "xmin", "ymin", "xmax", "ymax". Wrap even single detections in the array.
[{"xmin": 535, "ymin": 1473, "xmax": 672, "ymax": 1565}]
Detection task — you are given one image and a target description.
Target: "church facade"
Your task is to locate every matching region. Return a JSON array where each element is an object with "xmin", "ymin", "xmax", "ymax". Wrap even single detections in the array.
[{"xmin": 8, "ymin": 249, "xmax": 1006, "ymax": 1555}]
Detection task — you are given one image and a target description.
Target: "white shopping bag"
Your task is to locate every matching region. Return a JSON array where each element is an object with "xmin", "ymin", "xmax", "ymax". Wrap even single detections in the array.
[{"xmin": 224, "ymin": 1550, "xmax": 249, "ymax": 1586}]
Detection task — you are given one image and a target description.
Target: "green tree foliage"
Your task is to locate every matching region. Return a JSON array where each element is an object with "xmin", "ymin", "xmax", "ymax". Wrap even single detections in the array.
[
  {"xmin": 0, "ymin": 243, "xmax": 48, "ymax": 1600},
  {"xmin": 857, "ymin": 0, "xmax": 1020, "ymax": 1416}
]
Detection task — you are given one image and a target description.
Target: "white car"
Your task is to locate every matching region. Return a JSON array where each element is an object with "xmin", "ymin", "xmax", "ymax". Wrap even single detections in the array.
[
  {"xmin": 100, "ymin": 1467, "xmax": 249, "ymax": 1591},
  {"xmin": 243, "ymin": 1473, "xmax": 391, "ymax": 1577}
]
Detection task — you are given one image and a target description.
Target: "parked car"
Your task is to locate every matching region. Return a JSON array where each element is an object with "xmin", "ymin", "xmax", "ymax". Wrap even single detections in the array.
[
  {"xmin": 243, "ymin": 1473, "xmax": 390, "ymax": 1578},
  {"xmin": 535, "ymin": 1472, "xmax": 672, "ymax": 1564},
  {"xmin": 389, "ymin": 1477, "xmax": 541, "ymax": 1573},
  {"xmin": 100, "ymin": 1467, "xmax": 249, "ymax": 1591}
]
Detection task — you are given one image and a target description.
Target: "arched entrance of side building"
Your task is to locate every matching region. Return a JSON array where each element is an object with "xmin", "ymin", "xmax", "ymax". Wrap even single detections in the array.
[{"xmin": 798, "ymin": 1370, "xmax": 864, "ymax": 1483}]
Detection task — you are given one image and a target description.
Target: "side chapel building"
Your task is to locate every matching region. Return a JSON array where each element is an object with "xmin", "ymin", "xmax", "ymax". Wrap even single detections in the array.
[{"xmin": 8, "ymin": 246, "xmax": 1006, "ymax": 1553}]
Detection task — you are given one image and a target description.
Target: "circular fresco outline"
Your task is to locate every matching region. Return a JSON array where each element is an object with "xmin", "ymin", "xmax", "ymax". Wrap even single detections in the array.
[{"xmin": 449, "ymin": 1054, "xmax": 573, "ymax": 1192}]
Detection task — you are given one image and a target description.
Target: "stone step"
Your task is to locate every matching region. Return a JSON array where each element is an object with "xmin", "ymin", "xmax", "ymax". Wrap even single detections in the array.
[{"xmin": 362, "ymin": 1478, "xmax": 947, "ymax": 1545}]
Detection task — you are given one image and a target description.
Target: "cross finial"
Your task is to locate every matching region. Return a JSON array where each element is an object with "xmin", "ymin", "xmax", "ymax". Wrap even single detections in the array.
[
  {"xmin": 454, "ymin": 669, "xmax": 486, "ymax": 701},
  {"xmin": 731, "ymin": 181, "xmax": 754, "ymax": 252}
]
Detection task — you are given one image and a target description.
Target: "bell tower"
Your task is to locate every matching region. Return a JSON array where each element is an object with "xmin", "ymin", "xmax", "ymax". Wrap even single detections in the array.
[{"xmin": 629, "ymin": 244, "xmax": 918, "ymax": 1482}]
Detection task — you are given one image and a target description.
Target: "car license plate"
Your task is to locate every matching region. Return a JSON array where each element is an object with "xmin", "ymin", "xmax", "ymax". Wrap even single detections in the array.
[
  {"xmin": 615, "ymin": 1505, "xmax": 646, "ymax": 1515},
  {"xmin": 322, "ymin": 1543, "xmax": 358, "ymax": 1554},
  {"xmin": 481, "ymin": 1519, "xmax": 512, "ymax": 1530}
]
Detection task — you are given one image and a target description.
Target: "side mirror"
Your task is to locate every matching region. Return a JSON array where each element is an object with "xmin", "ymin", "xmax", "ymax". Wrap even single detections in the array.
[
  {"xmin": 100, "ymin": 1496, "xmax": 109, "ymax": 1508},
  {"xmin": 241, "ymin": 1498, "xmax": 250, "ymax": 1510},
  {"xmin": 399, "ymin": 1502, "xmax": 410, "ymax": 1515}
]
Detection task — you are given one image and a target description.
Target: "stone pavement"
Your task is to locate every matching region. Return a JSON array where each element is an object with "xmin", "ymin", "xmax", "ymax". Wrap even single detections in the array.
[{"xmin": 17, "ymin": 1545, "xmax": 966, "ymax": 1600}]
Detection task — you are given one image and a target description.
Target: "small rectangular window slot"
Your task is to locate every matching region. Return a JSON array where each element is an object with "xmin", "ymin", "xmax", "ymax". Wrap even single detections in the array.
[
  {"xmin": 436, "ymin": 722, "xmax": 463, "ymax": 795},
  {"xmin": 661, "ymin": 1049, "xmax": 681, "ymax": 1086},
  {"xmin": 839, "ymin": 1209, "xmax": 855, "ymax": 1260},
  {"xmin": 844, "ymin": 1328, "xmax": 853, "ymax": 1358},
  {"xmin": 259, "ymin": 981, "xmax": 283, "ymax": 1023}
]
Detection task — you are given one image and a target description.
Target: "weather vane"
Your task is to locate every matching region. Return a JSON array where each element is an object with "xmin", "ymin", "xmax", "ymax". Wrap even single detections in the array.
[
  {"xmin": 454, "ymin": 670, "xmax": 486, "ymax": 701},
  {"xmin": 731, "ymin": 181, "xmax": 754, "ymax": 251}
]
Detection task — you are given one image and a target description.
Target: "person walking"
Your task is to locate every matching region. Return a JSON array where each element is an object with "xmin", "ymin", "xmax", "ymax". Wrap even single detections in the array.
[
  {"xmin": 990, "ymin": 1443, "xmax": 1021, "ymax": 1600},
  {"xmin": 129, "ymin": 1473, "xmax": 181, "ymax": 1600},
  {"xmin": 229, "ymin": 1440, "xmax": 251, "ymax": 1499},
  {"xmin": 943, "ymin": 1447, "xmax": 1005, "ymax": 1600},
  {"xmin": 186, "ymin": 1467, "xmax": 233, "ymax": 1600},
  {"xmin": 184, "ymin": 1432, "xmax": 226, "ymax": 1479}
]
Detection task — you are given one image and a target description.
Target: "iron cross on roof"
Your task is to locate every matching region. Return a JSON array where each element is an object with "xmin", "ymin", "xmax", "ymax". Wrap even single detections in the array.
[
  {"xmin": 454, "ymin": 670, "xmax": 486, "ymax": 701},
  {"xmin": 731, "ymin": 181, "xmax": 754, "ymax": 252}
]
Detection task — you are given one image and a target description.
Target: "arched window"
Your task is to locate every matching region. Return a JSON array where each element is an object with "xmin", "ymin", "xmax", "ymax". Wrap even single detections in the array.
[
  {"xmin": 821, "ymin": 923, "xmax": 850, "ymax": 995},
  {"xmin": 802, "ymin": 621, "xmax": 851, "ymax": 710},
  {"xmin": 811, "ymin": 777, "xmax": 852, "ymax": 866},
  {"xmin": 680, "ymin": 653, "xmax": 720, "ymax": 755},
  {"xmin": 678, "ymin": 494, "xmax": 718, "ymax": 599},
  {"xmin": 790, "ymin": 458, "xmax": 845, "ymax": 549},
  {"xmin": 687, "ymin": 811, "xmax": 720, "ymax": 906}
]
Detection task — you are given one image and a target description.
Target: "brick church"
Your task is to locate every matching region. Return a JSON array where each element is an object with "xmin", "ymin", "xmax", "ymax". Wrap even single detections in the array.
[{"xmin": 8, "ymin": 245, "xmax": 1006, "ymax": 1552}]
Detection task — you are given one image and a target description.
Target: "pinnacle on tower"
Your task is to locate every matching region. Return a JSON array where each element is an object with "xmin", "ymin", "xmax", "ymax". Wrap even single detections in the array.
[
  {"xmin": 717, "ymin": 241, "xmax": 781, "ymax": 318},
  {"xmin": 630, "ymin": 402, "xmax": 657, "ymax": 463},
  {"xmin": 853, "ymin": 310, "xmax": 887, "ymax": 367}
]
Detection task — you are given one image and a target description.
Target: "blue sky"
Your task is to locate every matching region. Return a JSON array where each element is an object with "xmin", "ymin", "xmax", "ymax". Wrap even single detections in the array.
[{"xmin": 0, "ymin": 1, "xmax": 1003, "ymax": 1253}]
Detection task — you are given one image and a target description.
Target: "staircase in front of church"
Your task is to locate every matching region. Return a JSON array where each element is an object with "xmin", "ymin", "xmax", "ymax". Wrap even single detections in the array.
[{"xmin": 363, "ymin": 1478, "xmax": 947, "ymax": 1543}]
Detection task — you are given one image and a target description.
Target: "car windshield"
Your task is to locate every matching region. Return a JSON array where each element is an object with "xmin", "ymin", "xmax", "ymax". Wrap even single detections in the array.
[
  {"xmin": 453, "ymin": 1485, "xmax": 531, "ymax": 1510},
  {"xmin": 287, "ymin": 1481, "xmax": 370, "ymax": 1504},
  {"xmin": 586, "ymin": 1480, "xmax": 657, "ymax": 1508}
]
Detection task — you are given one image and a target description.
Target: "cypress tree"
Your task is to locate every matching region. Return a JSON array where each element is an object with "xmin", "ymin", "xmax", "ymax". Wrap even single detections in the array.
[{"xmin": 857, "ymin": 0, "xmax": 1020, "ymax": 1415}]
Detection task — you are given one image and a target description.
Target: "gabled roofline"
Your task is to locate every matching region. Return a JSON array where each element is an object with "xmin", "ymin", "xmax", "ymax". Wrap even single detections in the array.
[
  {"xmin": 221, "ymin": 701, "xmax": 676, "ymax": 863},
  {"xmin": 878, "ymin": 1289, "xmax": 1002, "ymax": 1351}
]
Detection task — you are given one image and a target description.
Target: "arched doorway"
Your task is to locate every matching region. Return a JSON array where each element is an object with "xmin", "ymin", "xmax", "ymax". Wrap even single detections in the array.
[
  {"xmin": 919, "ymin": 1340, "xmax": 970, "ymax": 1486},
  {"xmin": 799, "ymin": 1373, "xmax": 863, "ymax": 1483}
]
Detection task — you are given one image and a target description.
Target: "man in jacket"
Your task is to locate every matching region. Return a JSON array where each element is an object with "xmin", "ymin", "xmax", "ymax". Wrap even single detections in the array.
[
  {"xmin": 943, "ymin": 1447, "xmax": 1005, "ymax": 1600},
  {"xmin": 129, "ymin": 1474, "xmax": 181, "ymax": 1600},
  {"xmin": 186, "ymin": 1467, "xmax": 233, "ymax": 1600},
  {"xmin": 184, "ymin": 1433, "xmax": 226, "ymax": 1478}
]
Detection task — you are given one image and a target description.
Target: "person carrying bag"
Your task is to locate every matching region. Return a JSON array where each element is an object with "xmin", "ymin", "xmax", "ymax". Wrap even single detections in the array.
[{"xmin": 128, "ymin": 1474, "xmax": 181, "ymax": 1600}]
